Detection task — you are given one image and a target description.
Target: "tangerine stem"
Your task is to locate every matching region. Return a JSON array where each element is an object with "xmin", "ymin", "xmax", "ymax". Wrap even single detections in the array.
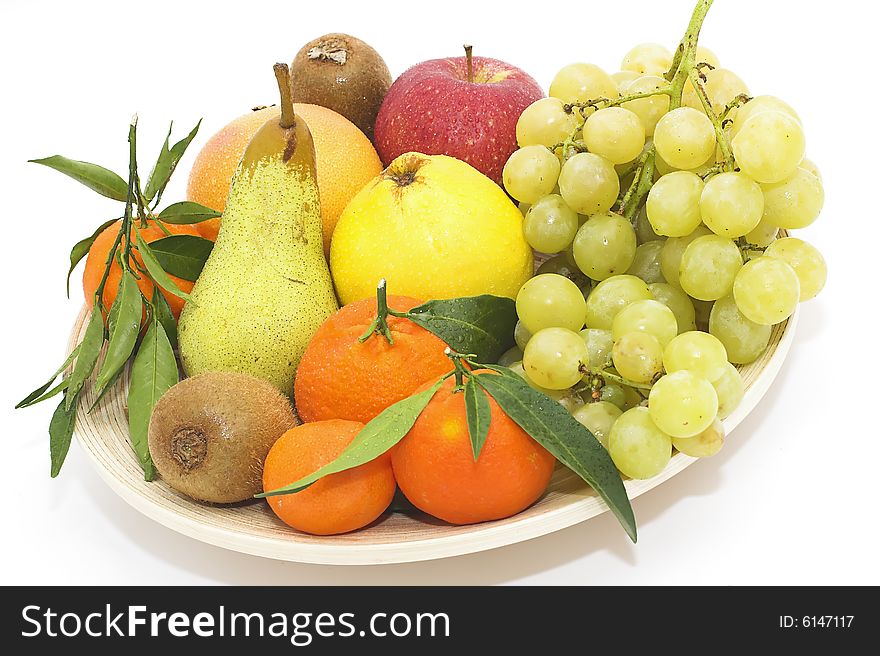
[{"xmin": 358, "ymin": 279, "xmax": 395, "ymax": 345}]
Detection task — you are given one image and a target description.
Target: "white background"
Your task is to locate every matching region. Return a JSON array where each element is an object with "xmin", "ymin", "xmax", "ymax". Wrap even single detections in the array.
[{"xmin": 1, "ymin": 0, "xmax": 877, "ymax": 585}]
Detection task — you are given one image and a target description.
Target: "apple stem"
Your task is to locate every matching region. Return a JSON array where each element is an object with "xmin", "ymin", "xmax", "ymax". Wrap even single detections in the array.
[
  {"xmin": 273, "ymin": 63, "xmax": 297, "ymax": 129},
  {"xmin": 463, "ymin": 44, "xmax": 474, "ymax": 83}
]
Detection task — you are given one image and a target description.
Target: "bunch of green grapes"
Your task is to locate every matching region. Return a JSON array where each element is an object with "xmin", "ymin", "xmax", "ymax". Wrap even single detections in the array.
[{"xmin": 498, "ymin": 31, "xmax": 828, "ymax": 483}]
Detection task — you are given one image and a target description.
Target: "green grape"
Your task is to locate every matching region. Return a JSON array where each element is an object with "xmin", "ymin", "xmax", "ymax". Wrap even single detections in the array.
[
  {"xmin": 621, "ymin": 75, "xmax": 670, "ymax": 136},
  {"xmin": 672, "ymin": 418, "xmax": 724, "ymax": 457},
  {"xmin": 579, "ymin": 328, "xmax": 614, "ymax": 369},
  {"xmin": 498, "ymin": 345, "xmax": 524, "ymax": 367},
  {"xmin": 535, "ymin": 255, "xmax": 592, "ymax": 294},
  {"xmin": 654, "ymin": 147, "xmax": 719, "ymax": 177},
  {"xmin": 744, "ymin": 218, "xmax": 778, "ymax": 248},
  {"xmin": 708, "ymin": 294, "xmax": 771, "ymax": 364},
  {"xmin": 764, "ymin": 237, "xmax": 827, "ymax": 301},
  {"xmin": 612, "ymin": 299, "xmax": 678, "ymax": 347},
  {"xmin": 584, "ymin": 275, "xmax": 652, "ymax": 329},
  {"xmin": 659, "ymin": 224, "xmax": 713, "ymax": 288},
  {"xmin": 683, "ymin": 68, "xmax": 748, "ymax": 115},
  {"xmin": 509, "ymin": 361, "xmax": 572, "ymax": 401},
  {"xmin": 516, "ymin": 273, "xmax": 587, "ymax": 333},
  {"xmin": 573, "ymin": 401, "xmax": 623, "ymax": 449},
  {"xmin": 516, "ymin": 97, "xmax": 579, "ymax": 149},
  {"xmin": 679, "ymin": 235, "xmax": 743, "ymax": 301},
  {"xmin": 654, "ymin": 107, "xmax": 716, "ymax": 170},
  {"xmin": 523, "ymin": 327, "xmax": 589, "ymax": 390},
  {"xmin": 648, "ymin": 370, "xmax": 718, "ymax": 438},
  {"xmin": 635, "ymin": 205, "xmax": 661, "ymax": 244},
  {"xmin": 518, "ymin": 201, "xmax": 531, "ymax": 218},
  {"xmin": 582, "ymin": 107, "xmax": 646, "ymax": 165},
  {"xmin": 648, "ymin": 282, "xmax": 697, "ymax": 333},
  {"xmin": 612, "ymin": 70, "xmax": 642, "ymax": 92},
  {"xmin": 549, "ymin": 63, "xmax": 619, "ymax": 105},
  {"xmin": 760, "ymin": 167, "xmax": 824, "ymax": 229},
  {"xmin": 700, "ymin": 171, "xmax": 764, "ymax": 237},
  {"xmin": 663, "ymin": 330, "xmax": 728, "ymax": 382},
  {"xmin": 502, "ymin": 145, "xmax": 561, "ymax": 203},
  {"xmin": 731, "ymin": 95, "xmax": 800, "ymax": 137},
  {"xmin": 599, "ymin": 383, "xmax": 628, "ymax": 409},
  {"xmin": 731, "ymin": 111, "xmax": 806, "ymax": 184},
  {"xmin": 609, "ymin": 406, "xmax": 672, "ymax": 479},
  {"xmin": 800, "ymin": 158, "xmax": 821, "ymax": 180},
  {"xmin": 695, "ymin": 45, "xmax": 720, "ymax": 69},
  {"xmin": 513, "ymin": 320, "xmax": 532, "ymax": 351},
  {"xmin": 626, "ymin": 240, "xmax": 665, "ymax": 284},
  {"xmin": 733, "ymin": 257, "xmax": 800, "ymax": 325},
  {"xmin": 646, "ymin": 171, "xmax": 705, "ymax": 237},
  {"xmin": 558, "ymin": 391, "xmax": 586, "ymax": 413},
  {"xmin": 572, "ymin": 212, "xmax": 637, "ymax": 280},
  {"xmin": 595, "ymin": 383, "xmax": 642, "ymax": 410},
  {"xmin": 713, "ymin": 362, "xmax": 744, "ymax": 420},
  {"xmin": 612, "ymin": 332, "xmax": 664, "ymax": 383},
  {"xmin": 558, "ymin": 153, "xmax": 620, "ymax": 215},
  {"xmin": 523, "ymin": 194, "xmax": 579, "ymax": 253},
  {"xmin": 621, "ymin": 43, "xmax": 673, "ymax": 76}
]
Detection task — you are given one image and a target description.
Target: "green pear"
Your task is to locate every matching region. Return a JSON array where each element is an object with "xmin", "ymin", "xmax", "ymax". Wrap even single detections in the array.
[{"xmin": 179, "ymin": 63, "xmax": 338, "ymax": 394}]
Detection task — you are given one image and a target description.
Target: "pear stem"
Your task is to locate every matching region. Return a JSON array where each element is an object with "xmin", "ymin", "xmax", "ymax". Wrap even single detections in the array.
[
  {"xmin": 273, "ymin": 63, "xmax": 296, "ymax": 129},
  {"xmin": 464, "ymin": 45, "xmax": 474, "ymax": 83}
]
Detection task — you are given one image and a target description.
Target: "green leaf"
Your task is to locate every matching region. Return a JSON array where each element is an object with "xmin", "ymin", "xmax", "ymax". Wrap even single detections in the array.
[
  {"xmin": 148, "ymin": 235, "xmax": 214, "ymax": 282},
  {"xmin": 29, "ymin": 156, "xmax": 128, "ymax": 201},
  {"xmin": 464, "ymin": 377, "xmax": 491, "ymax": 461},
  {"xmin": 88, "ymin": 366, "xmax": 125, "ymax": 412},
  {"xmin": 259, "ymin": 378, "xmax": 445, "ymax": 498},
  {"xmin": 94, "ymin": 270, "xmax": 142, "ymax": 392},
  {"xmin": 66, "ymin": 218, "xmax": 119, "ymax": 297},
  {"xmin": 66, "ymin": 304, "xmax": 106, "ymax": 410},
  {"xmin": 158, "ymin": 201, "xmax": 221, "ymax": 224},
  {"xmin": 152, "ymin": 286, "xmax": 178, "ymax": 351},
  {"xmin": 134, "ymin": 231, "xmax": 192, "ymax": 302},
  {"xmin": 16, "ymin": 345, "xmax": 80, "ymax": 409},
  {"xmin": 475, "ymin": 372, "xmax": 637, "ymax": 543},
  {"xmin": 404, "ymin": 295, "xmax": 517, "ymax": 363},
  {"xmin": 143, "ymin": 123, "xmax": 172, "ymax": 202},
  {"xmin": 49, "ymin": 392, "xmax": 79, "ymax": 477},
  {"xmin": 127, "ymin": 317, "xmax": 179, "ymax": 480},
  {"xmin": 144, "ymin": 120, "xmax": 201, "ymax": 203}
]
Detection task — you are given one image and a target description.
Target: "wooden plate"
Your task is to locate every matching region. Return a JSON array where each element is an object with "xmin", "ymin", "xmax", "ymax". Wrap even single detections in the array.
[{"xmin": 68, "ymin": 305, "xmax": 797, "ymax": 565}]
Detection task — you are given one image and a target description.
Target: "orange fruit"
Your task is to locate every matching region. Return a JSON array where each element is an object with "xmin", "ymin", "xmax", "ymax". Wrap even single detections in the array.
[
  {"xmin": 294, "ymin": 294, "xmax": 454, "ymax": 424},
  {"xmin": 186, "ymin": 104, "xmax": 382, "ymax": 253},
  {"xmin": 262, "ymin": 420, "xmax": 396, "ymax": 535},
  {"xmin": 82, "ymin": 219, "xmax": 199, "ymax": 321},
  {"xmin": 392, "ymin": 372, "xmax": 557, "ymax": 524}
]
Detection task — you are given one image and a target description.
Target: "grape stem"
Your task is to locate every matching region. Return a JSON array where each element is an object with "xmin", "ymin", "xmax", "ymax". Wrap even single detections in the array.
[
  {"xmin": 553, "ymin": 0, "xmax": 717, "ymax": 224},
  {"xmin": 687, "ymin": 69, "xmax": 735, "ymax": 171},
  {"xmin": 580, "ymin": 365, "xmax": 655, "ymax": 391}
]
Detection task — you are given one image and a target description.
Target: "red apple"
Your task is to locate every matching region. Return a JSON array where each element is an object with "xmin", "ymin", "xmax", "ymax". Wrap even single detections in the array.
[{"xmin": 374, "ymin": 48, "xmax": 544, "ymax": 185}]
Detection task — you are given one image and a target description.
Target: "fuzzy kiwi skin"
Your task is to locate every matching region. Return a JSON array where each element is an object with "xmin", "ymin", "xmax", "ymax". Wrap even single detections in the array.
[
  {"xmin": 148, "ymin": 372, "xmax": 298, "ymax": 504},
  {"xmin": 291, "ymin": 33, "xmax": 391, "ymax": 141}
]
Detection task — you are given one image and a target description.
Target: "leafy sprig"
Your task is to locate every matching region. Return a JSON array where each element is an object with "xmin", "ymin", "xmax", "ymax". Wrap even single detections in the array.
[
  {"xmin": 261, "ymin": 282, "xmax": 637, "ymax": 542},
  {"xmin": 18, "ymin": 117, "xmax": 219, "ymax": 479}
]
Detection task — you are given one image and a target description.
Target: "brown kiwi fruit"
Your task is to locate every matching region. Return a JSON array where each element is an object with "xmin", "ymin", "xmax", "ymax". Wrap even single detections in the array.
[
  {"xmin": 148, "ymin": 372, "xmax": 298, "ymax": 504},
  {"xmin": 291, "ymin": 33, "xmax": 391, "ymax": 141}
]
